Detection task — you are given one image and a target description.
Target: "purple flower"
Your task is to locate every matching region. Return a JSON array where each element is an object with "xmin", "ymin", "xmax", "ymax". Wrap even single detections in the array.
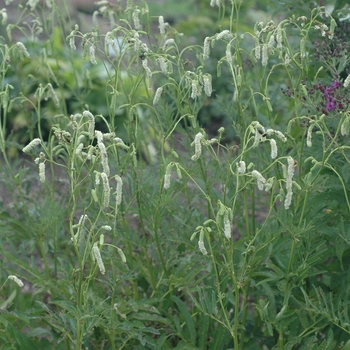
[
  {"xmin": 324, "ymin": 80, "xmax": 342, "ymax": 112},
  {"xmin": 330, "ymin": 81, "xmax": 342, "ymax": 89},
  {"xmin": 326, "ymin": 99, "xmax": 336, "ymax": 111},
  {"xmin": 282, "ymin": 78, "xmax": 350, "ymax": 115}
]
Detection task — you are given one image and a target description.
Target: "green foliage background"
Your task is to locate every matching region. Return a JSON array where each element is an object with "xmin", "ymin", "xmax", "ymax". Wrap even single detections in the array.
[{"xmin": 1, "ymin": 0, "xmax": 350, "ymax": 349}]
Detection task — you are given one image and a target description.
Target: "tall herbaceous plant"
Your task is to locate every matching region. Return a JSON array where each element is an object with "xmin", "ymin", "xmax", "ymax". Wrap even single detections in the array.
[{"xmin": 1, "ymin": 0, "xmax": 350, "ymax": 348}]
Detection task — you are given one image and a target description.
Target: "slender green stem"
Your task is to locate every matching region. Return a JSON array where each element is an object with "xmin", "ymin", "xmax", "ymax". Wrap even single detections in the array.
[
  {"xmin": 243, "ymin": 189, "xmax": 251, "ymax": 241},
  {"xmin": 108, "ymin": 279, "xmax": 118, "ymax": 350},
  {"xmin": 121, "ymin": 214, "xmax": 140, "ymax": 300},
  {"xmin": 206, "ymin": 231, "xmax": 236, "ymax": 342},
  {"xmin": 38, "ymin": 238, "xmax": 50, "ymax": 279},
  {"xmin": 287, "ymin": 240, "xmax": 296, "ymax": 276},
  {"xmin": 154, "ymin": 206, "xmax": 169, "ymax": 279},
  {"xmin": 239, "ymin": 268, "xmax": 253, "ymax": 348},
  {"xmin": 233, "ymin": 276, "xmax": 240, "ymax": 349},
  {"xmin": 287, "ymin": 184, "xmax": 309, "ymax": 275},
  {"xmin": 278, "ymin": 329, "xmax": 284, "ymax": 350},
  {"xmin": 75, "ymin": 268, "xmax": 83, "ymax": 350}
]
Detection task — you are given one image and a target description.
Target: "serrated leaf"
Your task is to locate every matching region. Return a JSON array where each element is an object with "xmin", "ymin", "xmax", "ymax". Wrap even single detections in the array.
[
  {"xmin": 5, "ymin": 323, "xmax": 38, "ymax": 350},
  {"xmin": 212, "ymin": 325, "xmax": 230, "ymax": 350},
  {"xmin": 26, "ymin": 327, "xmax": 53, "ymax": 339},
  {"xmin": 173, "ymin": 315, "xmax": 183, "ymax": 336},
  {"xmin": 198, "ymin": 313, "xmax": 210, "ymax": 349},
  {"xmin": 132, "ymin": 312, "xmax": 171, "ymax": 326},
  {"xmin": 333, "ymin": 0, "xmax": 350, "ymax": 12},
  {"xmin": 266, "ymin": 321, "xmax": 273, "ymax": 337},
  {"xmin": 0, "ymin": 290, "xmax": 17, "ymax": 310},
  {"xmin": 49, "ymin": 298, "xmax": 77, "ymax": 313},
  {"xmin": 154, "ymin": 334, "xmax": 168, "ymax": 350},
  {"xmin": 172, "ymin": 296, "xmax": 196, "ymax": 345}
]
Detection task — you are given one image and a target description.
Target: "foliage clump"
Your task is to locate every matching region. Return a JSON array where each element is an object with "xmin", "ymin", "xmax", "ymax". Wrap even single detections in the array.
[{"xmin": 1, "ymin": 0, "xmax": 350, "ymax": 349}]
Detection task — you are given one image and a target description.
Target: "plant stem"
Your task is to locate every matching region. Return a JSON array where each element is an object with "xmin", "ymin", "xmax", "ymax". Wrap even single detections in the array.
[
  {"xmin": 243, "ymin": 189, "xmax": 251, "ymax": 241},
  {"xmin": 154, "ymin": 206, "xmax": 169, "ymax": 279},
  {"xmin": 233, "ymin": 277, "xmax": 240, "ymax": 349},
  {"xmin": 278, "ymin": 329, "xmax": 284, "ymax": 350},
  {"xmin": 239, "ymin": 269, "xmax": 253, "ymax": 348}
]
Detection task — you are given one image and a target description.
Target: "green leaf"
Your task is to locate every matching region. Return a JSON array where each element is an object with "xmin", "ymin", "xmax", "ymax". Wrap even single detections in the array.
[
  {"xmin": 266, "ymin": 321, "xmax": 273, "ymax": 337},
  {"xmin": 49, "ymin": 298, "xmax": 77, "ymax": 313},
  {"xmin": 132, "ymin": 312, "xmax": 171, "ymax": 326},
  {"xmin": 284, "ymin": 336, "xmax": 303, "ymax": 350},
  {"xmin": 3, "ymin": 322, "xmax": 38, "ymax": 350},
  {"xmin": 333, "ymin": 0, "xmax": 350, "ymax": 12},
  {"xmin": 154, "ymin": 334, "xmax": 168, "ymax": 350},
  {"xmin": 26, "ymin": 327, "xmax": 53, "ymax": 339},
  {"xmin": 198, "ymin": 313, "xmax": 210, "ymax": 349},
  {"xmin": 211, "ymin": 325, "xmax": 231, "ymax": 350},
  {"xmin": 0, "ymin": 290, "xmax": 17, "ymax": 310},
  {"xmin": 172, "ymin": 296, "xmax": 196, "ymax": 345}
]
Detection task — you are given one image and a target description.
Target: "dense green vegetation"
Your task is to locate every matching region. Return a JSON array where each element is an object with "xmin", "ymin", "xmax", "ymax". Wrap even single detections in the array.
[{"xmin": 1, "ymin": 0, "xmax": 350, "ymax": 348}]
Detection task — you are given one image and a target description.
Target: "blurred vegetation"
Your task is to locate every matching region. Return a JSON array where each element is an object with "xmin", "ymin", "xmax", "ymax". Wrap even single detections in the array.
[
  {"xmin": 3, "ymin": 0, "xmax": 348, "ymax": 151},
  {"xmin": 2, "ymin": 0, "xmax": 350, "ymax": 349}
]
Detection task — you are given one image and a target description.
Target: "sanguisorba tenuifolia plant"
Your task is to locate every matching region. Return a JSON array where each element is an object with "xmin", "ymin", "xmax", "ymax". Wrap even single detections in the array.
[{"xmin": 2, "ymin": 0, "xmax": 350, "ymax": 348}]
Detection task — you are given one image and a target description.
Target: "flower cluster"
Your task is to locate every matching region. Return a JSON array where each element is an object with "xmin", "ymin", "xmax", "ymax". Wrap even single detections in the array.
[
  {"xmin": 115, "ymin": 175, "xmax": 123, "ymax": 206},
  {"xmin": 323, "ymin": 80, "xmax": 343, "ymax": 112},
  {"xmin": 22, "ymin": 138, "xmax": 41, "ymax": 153},
  {"xmin": 251, "ymin": 170, "xmax": 267, "ymax": 191},
  {"xmin": 282, "ymin": 18, "xmax": 350, "ymax": 117},
  {"xmin": 250, "ymin": 121, "xmax": 287, "ymax": 158},
  {"xmin": 282, "ymin": 79, "xmax": 350, "ymax": 115},
  {"xmin": 191, "ymin": 132, "xmax": 204, "ymax": 161},
  {"xmin": 284, "ymin": 157, "xmax": 295, "ymax": 209},
  {"xmin": 198, "ymin": 228, "xmax": 208, "ymax": 255},
  {"xmin": 314, "ymin": 22, "xmax": 349, "ymax": 63},
  {"xmin": 92, "ymin": 243, "xmax": 105, "ymax": 275},
  {"xmin": 8, "ymin": 275, "xmax": 24, "ymax": 287}
]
